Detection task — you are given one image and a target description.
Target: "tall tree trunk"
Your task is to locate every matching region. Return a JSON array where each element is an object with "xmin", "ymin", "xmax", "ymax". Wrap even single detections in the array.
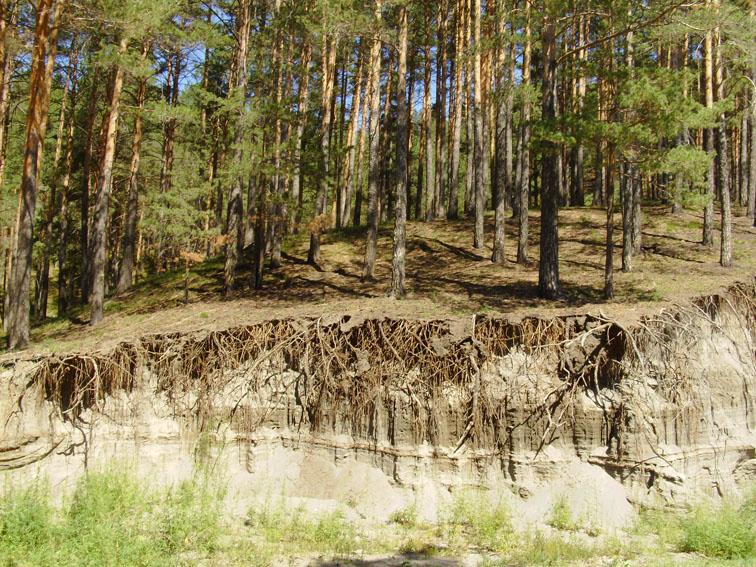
[
  {"xmin": 0, "ymin": 1, "xmax": 16, "ymax": 195},
  {"xmin": 7, "ymin": 0, "xmax": 60, "ymax": 349},
  {"xmin": 223, "ymin": 0, "xmax": 252, "ymax": 295},
  {"xmin": 422, "ymin": 8, "xmax": 434, "ymax": 222},
  {"xmin": 741, "ymin": 106, "xmax": 750, "ymax": 214},
  {"xmin": 537, "ymin": 10, "xmax": 560, "ymax": 299},
  {"xmin": 308, "ymin": 34, "xmax": 338, "ymax": 266},
  {"xmin": 391, "ymin": 4, "xmax": 408, "ymax": 299},
  {"xmin": 515, "ymin": 2, "xmax": 531, "ymax": 265},
  {"xmin": 447, "ymin": 0, "xmax": 464, "ymax": 220},
  {"xmin": 116, "ymin": 46, "xmax": 148, "ymax": 294},
  {"xmin": 38, "ymin": 32, "xmax": 75, "ymax": 319},
  {"xmin": 702, "ymin": 3, "xmax": 715, "ymax": 247},
  {"xmin": 472, "ymin": 0, "xmax": 485, "ymax": 249},
  {"xmin": 433, "ymin": 0, "xmax": 448, "ymax": 220},
  {"xmin": 491, "ymin": 2, "xmax": 512, "ymax": 264},
  {"xmin": 58, "ymin": 41, "xmax": 80, "ymax": 317},
  {"xmin": 341, "ymin": 41, "xmax": 365, "ymax": 226},
  {"xmin": 291, "ymin": 42, "xmax": 312, "ymax": 229},
  {"xmin": 362, "ymin": 0, "xmax": 383, "ymax": 280},
  {"xmin": 89, "ymin": 37, "xmax": 128, "ymax": 326},
  {"xmin": 714, "ymin": 12, "xmax": 731, "ymax": 267},
  {"xmin": 80, "ymin": 67, "xmax": 100, "ymax": 304},
  {"xmin": 604, "ymin": 149, "xmax": 615, "ymax": 299},
  {"xmin": 621, "ymin": 28, "xmax": 634, "ymax": 273}
]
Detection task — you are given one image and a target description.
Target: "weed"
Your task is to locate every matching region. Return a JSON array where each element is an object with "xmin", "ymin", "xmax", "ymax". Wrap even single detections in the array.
[
  {"xmin": 678, "ymin": 495, "xmax": 756, "ymax": 559},
  {"xmin": 438, "ymin": 489, "xmax": 512, "ymax": 551},
  {"xmin": 247, "ymin": 498, "xmax": 358, "ymax": 555},
  {"xmin": 547, "ymin": 494, "xmax": 576, "ymax": 531},
  {"xmin": 389, "ymin": 503, "xmax": 420, "ymax": 528},
  {"xmin": 0, "ymin": 465, "xmax": 228, "ymax": 567}
]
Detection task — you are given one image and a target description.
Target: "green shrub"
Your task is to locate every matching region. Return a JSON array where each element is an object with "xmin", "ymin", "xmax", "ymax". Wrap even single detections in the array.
[
  {"xmin": 679, "ymin": 495, "xmax": 756, "ymax": 559},
  {"xmin": 439, "ymin": 489, "xmax": 512, "ymax": 551},
  {"xmin": 0, "ymin": 466, "xmax": 227, "ymax": 567},
  {"xmin": 247, "ymin": 499, "xmax": 358, "ymax": 555}
]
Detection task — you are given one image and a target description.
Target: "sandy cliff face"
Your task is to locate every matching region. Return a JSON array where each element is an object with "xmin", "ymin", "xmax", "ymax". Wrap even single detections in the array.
[{"xmin": 1, "ymin": 282, "xmax": 755, "ymax": 524}]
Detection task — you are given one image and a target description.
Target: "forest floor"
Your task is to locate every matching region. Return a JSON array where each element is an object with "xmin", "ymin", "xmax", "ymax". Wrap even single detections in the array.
[{"xmin": 16, "ymin": 203, "xmax": 756, "ymax": 356}]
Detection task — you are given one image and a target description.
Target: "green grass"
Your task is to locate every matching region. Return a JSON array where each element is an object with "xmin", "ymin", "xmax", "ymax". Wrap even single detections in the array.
[
  {"xmin": 438, "ymin": 488, "xmax": 512, "ymax": 552},
  {"xmin": 246, "ymin": 497, "xmax": 359, "ymax": 556},
  {"xmin": 0, "ymin": 466, "xmax": 226, "ymax": 567}
]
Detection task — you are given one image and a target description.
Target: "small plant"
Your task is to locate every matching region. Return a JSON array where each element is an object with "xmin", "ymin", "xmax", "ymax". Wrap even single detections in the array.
[
  {"xmin": 389, "ymin": 503, "xmax": 419, "ymax": 527},
  {"xmin": 548, "ymin": 494, "xmax": 576, "ymax": 531},
  {"xmin": 678, "ymin": 494, "xmax": 756, "ymax": 559},
  {"xmin": 439, "ymin": 489, "xmax": 511, "ymax": 551},
  {"xmin": 247, "ymin": 499, "xmax": 358, "ymax": 555}
]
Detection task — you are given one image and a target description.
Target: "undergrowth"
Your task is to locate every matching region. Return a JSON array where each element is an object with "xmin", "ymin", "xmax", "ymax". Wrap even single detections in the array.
[
  {"xmin": 0, "ymin": 465, "xmax": 226, "ymax": 567},
  {"xmin": 246, "ymin": 497, "xmax": 359, "ymax": 556}
]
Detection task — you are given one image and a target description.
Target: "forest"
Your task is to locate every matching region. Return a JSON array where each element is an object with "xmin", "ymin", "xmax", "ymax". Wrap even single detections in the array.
[{"xmin": 0, "ymin": 0, "xmax": 755, "ymax": 349}]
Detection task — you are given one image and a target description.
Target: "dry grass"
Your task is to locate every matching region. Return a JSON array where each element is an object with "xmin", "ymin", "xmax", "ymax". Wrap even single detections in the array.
[{"xmin": 14, "ymin": 204, "xmax": 756, "ymax": 357}]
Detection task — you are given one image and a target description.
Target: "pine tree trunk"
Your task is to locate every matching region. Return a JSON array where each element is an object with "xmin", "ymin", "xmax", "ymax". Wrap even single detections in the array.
[
  {"xmin": 342, "ymin": 42, "xmax": 365, "ymax": 226},
  {"xmin": 308, "ymin": 34, "xmax": 337, "ymax": 266},
  {"xmin": 89, "ymin": 37, "xmax": 128, "ymax": 327},
  {"xmin": 391, "ymin": 4, "xmax": 408, "ymax": 299},
  {"xmin": 223, "ymin": 0, "xmax": 252, "ymax": 295},
  {"xmin": 37, "ymin": 31, "xmax": 73, "ymax": 319},
  {"xmin": 58, "ymin": 43, "xmax": 80, "ymax": 317},
  {"xmin": 740, "ymin": 109, "xmax": 750, "ymax": 214},
  {"xmin": 491, "ymin": 2, "xmax": 512, "ymax": 264},
  {"xmin": 472, "ymin": 0, "xmax": 485, "ymax": 249},
  {"xmin": 702, "ymin": 6, "xmax": 715, "ymax": 247},
  {"xmin": 516, "ymin": 3, "xmax": 531, "ymax": 266},
  {"xmin": 714, "ymin": 13, "xmax": 731, "ymax": 267},
  {"xmin": 0, "ymin": 1, "xmax": 16, "ymax": 195},
  {"xmin": 447, "ymin": 0, "xmax": 464, "ymax": 220},
  {"xmin": 116, "ymin": 47, "xmax": 148, "ymax": 295},
  {"xmin": 362, "ymin": 0, "xmax": 383, "ymax": 280},
  {"xmin": 433, "ymin": 0, "xmax": 447, "ymax": 220},
  {"xmin": 604, "ymin": 149, "xmax": 615, "ymax": 300},
  {"xmin": 292, "ymin": 42, "xmax": 312, "ymax": 229},
  {"xmin": 422, "ymin": 8, "xmax": 434, "ymax": 222},
  {"xmin": 7, "ymin": 0, "xmax": 59, "ymax": 349},
  {"xmin": 80, "ymin": 68, "xmax": 100, "ymax": 304},
  {"xmin": 537, "ymin": 11, "xmax": 560, "ymax": 300}
]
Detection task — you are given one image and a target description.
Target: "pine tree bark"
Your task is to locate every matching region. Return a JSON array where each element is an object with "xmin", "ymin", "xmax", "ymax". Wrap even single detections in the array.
[
  {"xmin": 537, "ymin": 10, "xmax": 560, "ymax": 299},
  {"xmin": 472, "ymin": 0, "xmax": 485, "ymax": 249},
  {"xmin": 422, "ymin": 6, "xmax": 434, "ymax": 222},
  {"xmin": 292, "ymin": 42, "xmax": 312, "ymax": 229},
  {"xmin": 58, "ymin": 42, "xmax": 80, "ymax": 317},
  {"xmin": 89, "ymin": 37, "xmax": 128, "ymax": 327},
  {"xmin": 341, "ymin": 41, "xmax": 365, "ymax": 226},
  {"xmin": 7, "ymin": 0, "xmax": 60, "ymax": 349},
  {"xmin": 362, "ymin": 0, "xmax": 383, "ymax": 280},
  {"xmin": 80, "ymin": 67, "xmax": 100, "ymax": 304},
  {"xmin": 116, "ymin": 45, "xmax": 149, "ymax": 294},
  {"xmin": 391, "ymin": 4, "xmax": 408, "ymax": 299},
  {"xmin": 223, "ymin": 0, "xmax": 252, "ymax": 295},
  {"xmin": 516, "ymin": 2, "xmax": 531, "ymax": 265},
  {"xmin": 37, "ymin": 31, "xmax": 74, "ymax": 319},
  {"xmin": 491, "ymin": 2, "xmax": 512, "ymax": 264},
  {"xmin": 0, "ymin": 1, "xmax": 16, "ymax": 196},
  {"xmin": 308, "ymin": 34, "xmax": 337, "ymax": 266},
  {"xmin": 714, "ymin": 13, "xmax": 731, "ymax": 267},
  {"xmin": 702, "ymin": 4, "xmax": 715, "ymax": 247},
  {"xmin": 433, "ymin": 0, "xmax": 448, "ymax": 220},
  {"xmin": 447, "ymin": 0, "xmax": 464, "ymax": 220},
  {"xmin": 604, "ymin": 149, "xmax": 615, "ymax": 300}
]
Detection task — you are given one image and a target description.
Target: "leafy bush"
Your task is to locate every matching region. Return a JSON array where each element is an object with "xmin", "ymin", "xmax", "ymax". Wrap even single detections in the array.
[
  {"xmin": 0, "ymin": 466, "xmax": 226, "ymax": 567},
  {"xmin": 679, "ymin": 492, "xmax": 756, "ymax": 559},
  {"xmin": 247, "ymin": 499, "xmax": 358, "ymax": 555},
  {"xmin": 438, "ymin": 489, "xmax": 512, "ymax": 551}
]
